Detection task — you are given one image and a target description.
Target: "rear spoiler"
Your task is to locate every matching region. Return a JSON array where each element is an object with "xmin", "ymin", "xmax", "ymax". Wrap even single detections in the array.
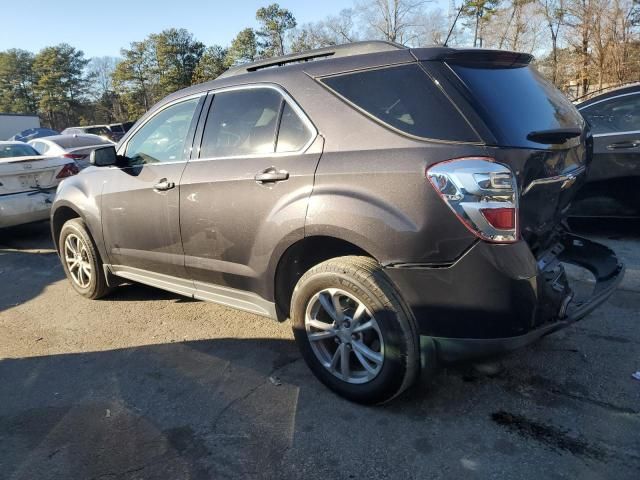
[{"xmin": 412, "ymin": 48, "xmax": 533, "ymax": 68}]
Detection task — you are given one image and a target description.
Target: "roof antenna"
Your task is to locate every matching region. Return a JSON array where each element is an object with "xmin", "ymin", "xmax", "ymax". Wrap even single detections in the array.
[{"xmin": 444, "ymin": 3, "xmax": 464, "ymax": 47}]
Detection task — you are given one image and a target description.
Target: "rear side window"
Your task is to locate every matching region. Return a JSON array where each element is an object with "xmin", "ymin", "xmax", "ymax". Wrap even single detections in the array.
[
  {"xmin": 200, "ymin": 89, "xmax": 282, "ymax": 158},
  {"xmin": 451, "ymin": 64, "xmax": 584, "ymax": 148},
  {"xmin": 320, "ymin": 64, "xmax": 478, "ymax": 142},
  {"xmin": 579, "ymin": 93, "xmax": 640, "ymax": 134}
]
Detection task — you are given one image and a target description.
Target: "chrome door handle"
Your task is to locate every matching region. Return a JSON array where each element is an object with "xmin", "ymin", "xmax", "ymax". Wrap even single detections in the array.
[
  {"xmin": 607, "ymin": 141, "xmax": 640, "ymax": 150},
  {"xmin": 153, "ymin": 179, "xmax": 175, "ymax": 191},
  {"xmin": 254, "ymin": 168, "xmax": 289, "ymax": 183}
]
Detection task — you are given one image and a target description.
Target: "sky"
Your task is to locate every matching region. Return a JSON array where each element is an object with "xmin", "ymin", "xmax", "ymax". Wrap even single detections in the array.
[{"xmin": 0, "ymin": 0, "xmax": 449, "ymax": 58}]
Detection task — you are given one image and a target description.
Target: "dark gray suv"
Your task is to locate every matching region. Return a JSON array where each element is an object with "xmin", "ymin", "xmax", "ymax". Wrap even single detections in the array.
[{"xmin": 51, "ymin": 41, "xmax": 624, "ymax": 404}]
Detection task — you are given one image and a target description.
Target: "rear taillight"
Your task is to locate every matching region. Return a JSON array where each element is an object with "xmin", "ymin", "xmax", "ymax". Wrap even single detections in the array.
[
  {"xmin": 56, "ymin": 163, "xmax": 80, "ymax": 179},
  {"xmin": 427, "ymin": 157, "xmax": 519, "ymax": 243},
  {"xmin": 63, "ymin": 153, "xmax": 86, "ymax": 160}
]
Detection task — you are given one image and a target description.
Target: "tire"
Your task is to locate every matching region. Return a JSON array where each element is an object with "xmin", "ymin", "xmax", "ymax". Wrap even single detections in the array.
[
  {"xmin": 291, "ymin": 256, "xmax": 420, "ymax": 404},
  {"xmin": 59, "ymin": 218, "xmax": 112, "ymax": 299}
]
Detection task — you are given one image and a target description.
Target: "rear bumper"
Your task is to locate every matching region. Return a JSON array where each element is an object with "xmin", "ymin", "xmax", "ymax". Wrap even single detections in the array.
[
  {"xmin": 384, "ymin": 233, "xmax": 624, "ymax": 363},
  {"xmin": 0, "ymin": 190, "xmax": 55, "ymax": 229}
]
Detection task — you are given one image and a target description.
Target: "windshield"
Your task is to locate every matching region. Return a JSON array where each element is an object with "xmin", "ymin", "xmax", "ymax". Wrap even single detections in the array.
[
  {"xmin": 450, "ymin": 64, "xmax": 584, "ymax": 148},
  {"xmin": 0, "ymin": 143, "xmax": 40, "ymax": 158}
]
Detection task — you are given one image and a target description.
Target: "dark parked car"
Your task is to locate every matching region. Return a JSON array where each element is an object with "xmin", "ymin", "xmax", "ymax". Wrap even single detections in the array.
[
  {"xmin": 572, "ymin": 83, "xmax": 640, "ymax": 217},
  {"xmin": 51, "ymin": 42, "xmax": 624, "ymax": 404}
]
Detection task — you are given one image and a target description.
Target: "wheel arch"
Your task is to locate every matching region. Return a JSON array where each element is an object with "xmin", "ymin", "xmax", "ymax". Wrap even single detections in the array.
[
  {"xmin": 51, "ymin": 203, "xmax": 84, "ymax": 252},
  {"xmin": 273, "ymin": 235, "xmax": 376, "ymax": 321}
]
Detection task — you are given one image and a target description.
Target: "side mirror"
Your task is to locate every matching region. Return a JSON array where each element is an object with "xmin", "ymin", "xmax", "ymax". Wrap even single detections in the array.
[{"xmin": 90, "ymin": 145, "xmax": 117, "ymax": 167}]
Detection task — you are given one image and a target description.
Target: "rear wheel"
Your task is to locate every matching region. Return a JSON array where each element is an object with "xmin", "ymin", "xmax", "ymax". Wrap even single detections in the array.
[
  {"xmin": 59, "ymin": 218, "xmax": 111, "ymax": 299},
  {"xmin": 291, "ymin": 256, "xmax": 420, "ymax": 404}
]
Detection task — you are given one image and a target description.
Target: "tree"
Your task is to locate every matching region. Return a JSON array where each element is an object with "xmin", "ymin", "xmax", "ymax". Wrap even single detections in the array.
[
  {"xmin": 112, "ymin": 40, "xmax": 157, "ymax": 119},
  {"xmin": 32, "ymin": 44, "xmax": 89, "ymax": 129},
  {"xmin": 0, "ymin": 49, "xmax": 37, "ymax": 114},
  {"xmin": 151, "ymin": 28, "xmax": 205, "ymax": 95},
  {"xmin": 87, "ymin": 56, "xmax": 120, "ymax": 123},
  {"xmin": 538, "ymin": 0, "xmax": 566, "ymax": 84},
  {"xmin": 461, "ymin": 0, "xmax": 501, "ymax": 47},
  {"xmin": 225, "ymin": 28, "xmax": 258, "ymax": 66},
  {"xmin": 193, "ymin": 45, "xmax": 227, "ymax": 83},
  {"xmin": 255, "ymin": 3, "xmax": 297, "ymax": 57},
  {"xmin": 112, "ymin": 29, "xmax": 205, "ymax": 118},
  {"xmin": 356, "ymin": 0, "xmax": 429, "ymax": 45}
]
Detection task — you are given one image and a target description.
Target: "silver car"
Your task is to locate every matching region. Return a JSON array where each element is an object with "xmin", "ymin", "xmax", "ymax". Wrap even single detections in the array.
[{"xmin": 29, "ymin": 134, "xmax": 114, "ymax": 170}]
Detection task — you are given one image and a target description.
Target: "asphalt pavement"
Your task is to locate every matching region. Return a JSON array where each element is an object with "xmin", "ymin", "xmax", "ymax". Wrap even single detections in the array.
[{"xmin": 1, "ymin": 221, "xmax": 639, "ymax": 479}]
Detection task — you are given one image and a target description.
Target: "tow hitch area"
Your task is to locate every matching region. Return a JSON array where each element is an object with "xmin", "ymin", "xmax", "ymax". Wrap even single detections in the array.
[{"xmin": 557, "ymin": 234, "xmax": 625, "ymax": 322}]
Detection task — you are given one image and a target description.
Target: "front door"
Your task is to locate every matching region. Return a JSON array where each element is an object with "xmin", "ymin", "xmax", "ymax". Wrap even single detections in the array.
[
  {"xmin": 101, "ymin": 95, "xmax": 204, "ymax": 289},
  {"xmin": 179, "ymin": 86, "xmax": 321, "ymax": 306}
]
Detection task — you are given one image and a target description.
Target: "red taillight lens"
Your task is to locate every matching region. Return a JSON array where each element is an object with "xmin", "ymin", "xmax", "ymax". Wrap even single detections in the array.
[
  {"xmin": 56, "ymin": 163, "xmax": 80, "ymax": 179},
  {"xmin": 63, "ymin": 153, "xmax": 86, "ymax": 160},
  {"xmin": 481, "ymin": 207, "xmax": 516, "ymax": 230},
  {"xmin": 427, "ymin": 157, "xmax": 519, "ymax": 243}
]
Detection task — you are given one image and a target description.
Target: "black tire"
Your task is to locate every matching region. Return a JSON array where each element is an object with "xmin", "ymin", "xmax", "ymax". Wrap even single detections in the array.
[
  {"xmin": 291, "ymin": 256, "xmax": 420, "ymax": 404},
  {"xmin": 59, "ymin": 218, "xmax": 112, "ymax": 299}
]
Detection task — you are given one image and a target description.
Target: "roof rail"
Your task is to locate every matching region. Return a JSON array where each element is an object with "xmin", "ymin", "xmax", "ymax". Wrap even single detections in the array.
[{"xmin": 219, "ymin": 41, "xmax": 406, "ymax": 79}]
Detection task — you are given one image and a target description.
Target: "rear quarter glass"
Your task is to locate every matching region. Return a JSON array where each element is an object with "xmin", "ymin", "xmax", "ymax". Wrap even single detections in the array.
[
  {"xmin": 449, "ymin": 63, "xmax": 584, "ymax": 148},
  {"xmin": 320, "ymin": 64, "xmax": 480, "ymax": 143}
]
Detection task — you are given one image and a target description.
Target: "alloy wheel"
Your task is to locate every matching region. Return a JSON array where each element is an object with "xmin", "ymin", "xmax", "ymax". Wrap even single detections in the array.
[
  {"xmin": 64, "ymin": 233, "xmax": 93, "ymax": 288},
  {"xmin": 305, "ymin": 288, "xmax": 384, "ymax": 384}
]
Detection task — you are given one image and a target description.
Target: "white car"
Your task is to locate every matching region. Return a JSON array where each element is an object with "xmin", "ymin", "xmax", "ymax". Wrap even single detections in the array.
[
  {"xmin": 0, "ymin": 141, "xmax": 78, "ymax": 229},
  {"xmin": 29, "ymin": 134, "xmax": 114, "ymax": 170}
]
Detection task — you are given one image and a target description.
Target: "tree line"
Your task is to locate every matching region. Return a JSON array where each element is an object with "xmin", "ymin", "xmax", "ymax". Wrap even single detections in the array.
[{"xmin": 0, "ymin": 1, "xmax": 638, "ymax": 130}]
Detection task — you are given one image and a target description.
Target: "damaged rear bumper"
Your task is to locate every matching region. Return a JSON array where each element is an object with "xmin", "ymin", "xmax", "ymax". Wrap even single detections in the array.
[{"xmin": 384, "ymin": 233, "xmax": 624, "ymax": 363}]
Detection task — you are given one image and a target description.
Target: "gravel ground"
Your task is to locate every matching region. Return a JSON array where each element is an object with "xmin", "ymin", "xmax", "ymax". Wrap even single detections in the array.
[{"xmin": 1, "ymin": 220, "xmax": 639, "ymax": 480}]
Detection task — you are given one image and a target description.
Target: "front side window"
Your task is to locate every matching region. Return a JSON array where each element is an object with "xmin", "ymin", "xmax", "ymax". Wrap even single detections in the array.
[
  {"xmin": 125, "ymin": 97, "xmax": 200, "ymax": 164},
  {"xmin": 200, "ymin": 89, "xmax": 282, "ymax": 158},
  {"xmin": 580, "ymin": 93, "xmax": 640, "ymax": 134}
]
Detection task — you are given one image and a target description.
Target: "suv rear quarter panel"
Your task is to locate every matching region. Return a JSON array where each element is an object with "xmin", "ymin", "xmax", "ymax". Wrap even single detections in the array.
[{"xmin": 289, "ymin": 72, "xmax": 482, "ymax": 265}]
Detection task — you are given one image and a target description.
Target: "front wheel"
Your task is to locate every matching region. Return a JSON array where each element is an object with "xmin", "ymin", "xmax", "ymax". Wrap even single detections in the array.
[
  {"xmin": 59, "ymin": 218, "xmax": 111, "ymax": 299},
  {"xmin": 291, "ymin": 256, "xmax": 420, "ymax": 404}
]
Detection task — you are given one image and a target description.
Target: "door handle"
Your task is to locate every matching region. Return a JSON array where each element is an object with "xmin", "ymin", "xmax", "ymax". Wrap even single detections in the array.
[
  {"xmin": 607, "ymin": 141, "xmax": 640, "ymax": 150},
  {"xmin": 153, "ymin": 178, "xmax": 175, "ymax": 191},
  {"xmin": 254, "ymin": 168, "xmax": 289, "ymax": 183}
]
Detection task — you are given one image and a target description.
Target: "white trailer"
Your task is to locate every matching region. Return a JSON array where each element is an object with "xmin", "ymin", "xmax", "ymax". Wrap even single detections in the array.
[{"xmin": 0, "ymin": 113, "xmax": 40, "ymax": 140}]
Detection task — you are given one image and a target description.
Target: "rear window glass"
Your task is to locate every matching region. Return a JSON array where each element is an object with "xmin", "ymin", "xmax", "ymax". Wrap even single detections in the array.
[
  {"xmin": 320, "ymin": 64, "xmax": 478, "ymax": 142},
  {"xmin": 0, "ymin": 143, "xmax": 39, "ymax": 158},
  {"xmin": 451, "ymin": 64, "xmax": 584, "ymax": 148}
]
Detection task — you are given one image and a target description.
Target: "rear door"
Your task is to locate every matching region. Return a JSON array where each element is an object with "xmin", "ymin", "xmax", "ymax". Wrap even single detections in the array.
[
  {"xmin": 179, "ymin": 85, "xmax": 321, "ymax": 306},
  {"xmin": 100, "ymin": 94, "xmax": 204, "ymax": 289},
  {"xmin": 576, "ymin": 91, "xmax": 640, "ymax": 216}
]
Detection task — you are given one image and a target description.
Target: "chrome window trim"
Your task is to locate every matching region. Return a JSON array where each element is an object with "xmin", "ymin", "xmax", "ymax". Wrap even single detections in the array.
[
  {"xmin": 592, "ymin": 130, "xmax": 640, "ymax": 138},
  {"xmin": 577, "ymin": 90, "xmax": 640, "ymax": 110},
  {"xmin": 117, "ymin": 92, "xmax": 207, "ymax": 163},
  {"xmin": 192, "ymin": 83, "xmax": 318, "ymax": 163}
]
